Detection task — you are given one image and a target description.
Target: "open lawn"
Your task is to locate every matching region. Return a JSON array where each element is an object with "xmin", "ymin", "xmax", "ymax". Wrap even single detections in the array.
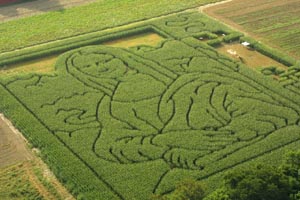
[{"xmin": 1, "ymin": 10, "xmax": 300, "ymax": 199}]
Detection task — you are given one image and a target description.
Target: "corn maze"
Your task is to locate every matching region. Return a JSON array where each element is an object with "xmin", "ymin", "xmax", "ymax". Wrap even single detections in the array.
[{"xmin": 1, "ymin": 12, "xmax": 300, "ymax": 199}]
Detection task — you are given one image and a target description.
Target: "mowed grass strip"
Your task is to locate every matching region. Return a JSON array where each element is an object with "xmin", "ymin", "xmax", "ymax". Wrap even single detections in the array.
[
  {"xmin": 203, "ymin": 0, "xmax": 300, "ymax": 59},
  {"xmin": 0, "ymin": 0, "xmax": 221, "ymax": 53}
]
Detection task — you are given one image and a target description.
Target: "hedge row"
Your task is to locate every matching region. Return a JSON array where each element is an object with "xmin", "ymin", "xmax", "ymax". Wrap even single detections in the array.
[{"xmin": 223, "ymin": 32, "xmax": 244, "ymax": 43}]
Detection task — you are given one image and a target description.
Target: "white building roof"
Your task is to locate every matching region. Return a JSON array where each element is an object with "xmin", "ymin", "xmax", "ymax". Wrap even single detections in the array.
[{"xmin": 241, "ymin": 41, "xmax": 250, "ymax": 46}]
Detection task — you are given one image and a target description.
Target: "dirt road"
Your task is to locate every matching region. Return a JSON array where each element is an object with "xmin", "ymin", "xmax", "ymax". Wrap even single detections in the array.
[
  {"xmin": 0, "ymin": 113, "xmax": 33, "ymax": 168},
  {"xmin": 0, "ymin": 113, "xmax": 75, "ymax": 199},
  {"xmin": 0, "ymin": 0, "xmax": 98, "ymax": 22}
]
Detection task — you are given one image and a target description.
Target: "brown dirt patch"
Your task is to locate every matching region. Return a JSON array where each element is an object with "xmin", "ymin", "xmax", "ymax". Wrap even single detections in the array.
[
  {"xmin": 217, "ymin": 43, "xmax": 287, "ymax": 69},
  {"xmin": 0, "ymin": 114, "xmax": 74, "ymax": 199},
  {"xmin": 104, "ymin": 32, "xmax": 165, "ymax": 48},
  {"xmin": 0, "ymin": 114, "xmax": 33, "ymax": 168},
  {"xmin": 0, "ymin": 54, "xmax": 58, "ymax": 76}
]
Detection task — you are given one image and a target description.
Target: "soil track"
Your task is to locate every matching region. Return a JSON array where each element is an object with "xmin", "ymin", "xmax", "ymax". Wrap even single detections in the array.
[
  {"xmin": 0, "ymin": 113, "xmax": 74, "ymax": 199},
  {"xmin": 0, "ymin": 113, "xmax": 33, "ymax": 168},
  {"xmin": 0, "ymin": 0, "xmax": 98, "ymax": 22}
]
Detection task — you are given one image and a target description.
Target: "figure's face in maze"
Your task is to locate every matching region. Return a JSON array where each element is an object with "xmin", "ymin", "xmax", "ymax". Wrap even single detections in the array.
[{"xmin": 71, "ymin": 53, "xmax": 128, "ymax": 79}]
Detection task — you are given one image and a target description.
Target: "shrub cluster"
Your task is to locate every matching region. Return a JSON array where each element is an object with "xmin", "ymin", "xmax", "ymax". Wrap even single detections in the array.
[
  {"xmin": 261, "ymin": 66, "xmax": 285, "ymax": 76},
  {"xmin": 223, "ymin": 32, "xmax": 244, "ymax": 43}
]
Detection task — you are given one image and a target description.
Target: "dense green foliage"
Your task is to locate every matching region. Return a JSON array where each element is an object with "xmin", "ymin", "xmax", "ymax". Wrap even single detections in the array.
[
  {"xmin": 207, "ymin": 38, "xmax": 222, "ymax": 47},
  {"xmin": 223, "ymin": 32, "xmax": 243, "ymax": 43},
  {"xmin": 1, "ymin": 12, "xmax": 300, "ymax": 200},
  {"xmin": 155, "ymin": 151, "xmax": 300, "ymax": 200},
  {"xmin": 0, "ymin": 0, "xmax": 222, "ymax": 53},
  {"xmin": 281, "ymin": 151, "xmax": 300, "ymax": 199},
  {"xmin": 206, "ymin": 151, "xmax": 300, "ymax": 200},
  {"xmin": 153, "ymin": 179, "xmax": 206, "ymax": 200},
  {"xmin": 223, "ymin": 166, "xmax": 291, "ymax": 200},
  {"xmin": 261, "ymin": 66, "xmax": 285, "ymax": 76}
]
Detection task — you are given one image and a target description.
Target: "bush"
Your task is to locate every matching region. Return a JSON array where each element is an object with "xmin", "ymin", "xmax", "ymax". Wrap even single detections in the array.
[
  {"xmin": 223, "ymin": 165, "xmax": 291, "ymax": 200},
  {"xmin": 194, "ymin": 32, "xmax": 218, "ymax": 40},
  {"xmin": 207, "ymin": 38, "xmax": 222, "ymax": 47},
  {"xmin": 223, "ymin": 32, "xmax": 243, "ymax": 43},
  {"xmin": 281, "ymin": 151, "xmax": 300, "ymax": 199},
  {"xmin": 152, "ymin": 179, "xmax": 206, "ymax": 200},
  {"xmin": 261, "ymin": 66, "xmax": 285, "ymax": 76},
  {"xmin": 204, "ymin": 188, "xmax": 230, "ymax": 200}
]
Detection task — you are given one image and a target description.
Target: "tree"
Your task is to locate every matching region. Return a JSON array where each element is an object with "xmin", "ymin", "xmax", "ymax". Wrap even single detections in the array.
[
  {"xmin": 204, "ymin": 188, "xmax": 230, "ymax": 200},
  {"xmin": 152, "ymin": 179, "xmax": 206, "ymax": 200},
  {"xmin": 154, "ymin": 151, "xmax": 300, "ymax": 200},
  {"xmin": 280, "ymin": 151, "xmax": 300, "ymax": 200},
  {"xmin": 223, "ymin": 165, "xmax": 291, "ymax": 200}
]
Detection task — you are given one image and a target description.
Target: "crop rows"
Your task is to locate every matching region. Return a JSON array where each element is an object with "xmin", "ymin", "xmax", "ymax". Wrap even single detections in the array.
[
  {"xmin": 1, "ymin": 12, "xmax": 300, "ymax": 199},
  {"xmin": 207, "ymin": 0, "xmax": 300, "ymax": 59}
]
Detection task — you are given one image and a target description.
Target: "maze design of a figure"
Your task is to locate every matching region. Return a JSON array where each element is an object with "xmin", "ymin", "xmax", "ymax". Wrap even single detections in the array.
[{"xmin": 4, "ymin": 39, "xmax": 300, "ymax": 198}]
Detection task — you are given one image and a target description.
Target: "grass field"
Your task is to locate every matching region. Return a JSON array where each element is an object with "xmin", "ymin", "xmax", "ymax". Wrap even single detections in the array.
[
  {"xmin": 203, "ymin": 0, "xmax": 300, "ymax": 59},
  {"xmin": 1, "ymin": 10, "xmax": 300, "ymax": 199},
  {"xmin": 0, "ymin": 160, "xmax": 74, "ymax": 200},
  {"xmin": 0, "ymin": 0, "xmax": 222, "ymax": 53},
  {"xmin": 0, "ymin": 162, "xmax": 43, "ymax": 200}
]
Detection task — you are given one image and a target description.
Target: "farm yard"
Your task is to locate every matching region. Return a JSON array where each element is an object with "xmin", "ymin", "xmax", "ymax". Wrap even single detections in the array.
[
  {"xmin": 203, "ymin": 0, "xmax": 300, "ymax": 59},
  {"xmin": 0, "ymin": 0, "xmax": 300, "ymax": 200}
]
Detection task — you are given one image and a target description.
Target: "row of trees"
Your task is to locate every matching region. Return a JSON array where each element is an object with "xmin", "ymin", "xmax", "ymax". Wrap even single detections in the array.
[{"xmin": 153, "ymin": 151, "xmax": 300, "ymax": 200}]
